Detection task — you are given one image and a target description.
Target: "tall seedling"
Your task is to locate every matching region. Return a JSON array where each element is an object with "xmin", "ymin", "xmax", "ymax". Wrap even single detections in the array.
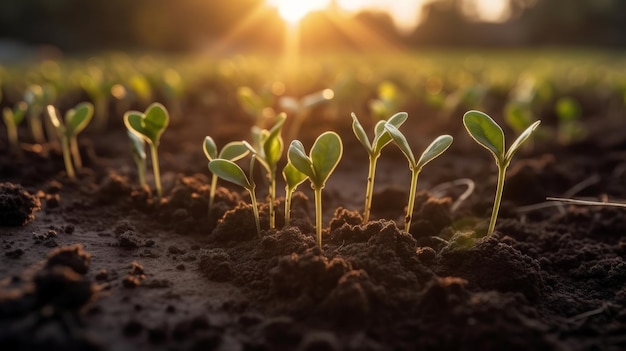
[
  {"xmin": 352, "ymin": 112, "xmax": 407, "ymax": 223},
  {"xmin": 288, "ymin": 132, "xmax": 343, "ymax": 247},
  {"xmin": 47, "ymin": 103, "xmax": 94, "ymax": 179},
  {"xmin": 3, "ymin": 102, "xmax": 28, "ymax": 154},
  {"xmin": 463, "ymin": 110, "xmax": 540, "ymax": 236},
  {"xmin": 209, "ymin": 155, "xmax": 262, "ymax": 238},
  {"xmin": 203, "ymin": 137, "xmax": 249, "ymax": 212},
  {"xmin": 384, "ymin": 124, "xmax": 453, "ymax": 232},
  {"xmin": 124, "ymin": 103, "xmax": 170, "ymax": 198}
]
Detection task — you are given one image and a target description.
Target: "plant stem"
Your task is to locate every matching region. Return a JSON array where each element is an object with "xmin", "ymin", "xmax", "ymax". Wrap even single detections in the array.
[
  {"xmin": 249, "ymin": 188, "xmax": 262, "ymax": 238},
  {"xmin": 70, "ymin": 136, "xmax": 83, "ymax": 170},
  {"xmin": 208, "ymin": 173, "xmax": 218, "ymax": 215},
  {"xmin": 488, "ymin": 165, "xmax": 507, "ymax": 236},
  {"xmin": 404, "ymin": 168, "xmax": 421, "ymax": 232},
  {"xmin": 137, "ymin": 159, "xmax": 147, "ymax": 187},
  {"xmin": 28, "ymin": 109, "xmax": 45, "ymax": 144},
  {"xmin": 269, "ymin": 173, "xmax": 276, "ymax": 229},
  {"xmin": 284, "ymin": 189, "xmax": 293, "ymax": 227},
  {"xmin": 150, "ymin": 144, "xmax": 162, "ymax": 198},
  {"xmin": 61, "ymin": 136, "xmax": 75, "ymax": 179},
  {"xmin": 314, "ymin": 187, "xmax": 323, "ymax": 247},
  {"xmin": 363, "ymin": 154, "xmax": 379, "ymax": 223}
]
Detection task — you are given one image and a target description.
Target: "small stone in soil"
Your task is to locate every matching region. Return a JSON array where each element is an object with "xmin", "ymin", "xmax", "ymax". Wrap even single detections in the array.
[
  {"xmin": 122, "ymin": 276, "xmax": 144, "ymax": 288},
  {"xmin": 5, "ymin": 248, "xmax": 24, "ymax": 258},
  {"xmin": 0, "ymin": 183, "xmax": 42, "ymax": 227},
  {"xmin": 168, "ymin": 245, "xmax": 186, "ymax": 255}
]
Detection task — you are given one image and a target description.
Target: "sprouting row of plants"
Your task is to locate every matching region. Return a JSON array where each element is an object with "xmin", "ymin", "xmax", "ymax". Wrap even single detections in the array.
[{"xmin": 118, "ymin": 102, "xmax": 539, "ymax": 248}]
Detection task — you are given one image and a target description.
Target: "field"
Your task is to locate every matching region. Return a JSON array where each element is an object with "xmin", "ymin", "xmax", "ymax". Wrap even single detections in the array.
[{"xmin": 1, "ymin": 50, "xmax": 626, "ymax": 350}]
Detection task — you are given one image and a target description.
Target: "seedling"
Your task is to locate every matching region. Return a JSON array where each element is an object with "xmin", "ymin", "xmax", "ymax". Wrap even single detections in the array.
[
  {"xmin": 24, "ymin": 84, "xmax": 56, "ymax": 144},
  {"xmin": 209, "ymin": 155, "xmax": 262, "ymax": 238},
  {"xmin": 124, "ymin": 103, "xmax": 170, "ymax": 198},
  {"xmin": 202, "ymin": 136, "xmax": 249, "ymax": 212},
  {"xmin": 282, "ymin": 162, "xmax": 307, "ymax": 227},
  {"xmin": 555, "ymin": 96, "xmax": 584, "ymax": 143},
  {"xmin": 463, "ymin": 110, "xmax": 540, "ymax": 236},
  {"xmin": 246, "ymin": 114, "xmax": 286, "ymax": 229},
  {"xmin": 280, "ymin": 89, "xmax": 334, "ymax": 142},
  {"xmin": 384, "ymin": 124, "xmax": 453, "ymax": 232},
  {"xmin": 2, "ymin": 102, "xmax": 28, "ymax": 154},
  {"xmin": 237, "ymin": 86, "xmax": 275, "ymax": 128},
  {"xmin": 47, "ymin": 102, "xmax": 95, "ymax": 180},
  {"xmin": 288, "ymin": 132, "xmax": 343, "ymax": 247},
  {"xmin": 127, "ymin": 130, "xmax": 147, "ymax": 187},
  {"xmin": 369, "ymin": 81, "xmax": 403, "ymax": 122},
  {"xmin": 352, "ymin": 112, "xmax": 408, "ymax": 223}
]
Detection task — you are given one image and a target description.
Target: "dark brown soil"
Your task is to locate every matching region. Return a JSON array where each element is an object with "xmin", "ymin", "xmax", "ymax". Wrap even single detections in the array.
[{"xmin": 1, "ymin": 100, "xmax": 625, "ymax": 351}]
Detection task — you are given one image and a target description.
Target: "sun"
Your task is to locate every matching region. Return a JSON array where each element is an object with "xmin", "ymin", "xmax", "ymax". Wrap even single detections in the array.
[{"xmin": 267, "ymin": 0, "xmax": 331, "ymax": 24}]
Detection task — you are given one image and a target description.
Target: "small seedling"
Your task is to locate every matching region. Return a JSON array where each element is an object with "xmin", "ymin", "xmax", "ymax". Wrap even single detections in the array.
[
  {"xmin": 124, "ymin": 103, "xmax": 170, "ymax": 198},
  {"xmin": 47, "ymin": 102, "xmax": 95, "ymax": 180},
  {"xmin": 384, "ymin": 124, "xmax": 453, "ymax": 232},
  {"xmin": 246, "ymin": 114, "xmax": 286, "ymax": 229},
  {"xmin": 463, "ymin": 110, "xmax": 540, "ymax": 236},
  {"xmin": 2, "ymin": 102, "xmax": 28, "ymax": 154},
  {"xmin": 127, "ymin": 130, "xmax": 147, "ymax": 187},
  {"xmin": 352, "ymin": 111, "xmax": 408, "ymax": 223},
  {"xmin": 280, "ymin": 89, "xmax": 334, "ymax": 142},
  {"xmin": 237, "ymin": 86, "xmax": 275, "ymax": 128},
  {"xmin": 209, "ymin": 155, "xmax": 262, "ymax": 238},
  {"xmin": 288, "ymin": 132, "xmax": 343, "ymax": 247},
  {"xmin": 203, "ymin": 136, "xmax": 249, "ymax": 212},
  {"xmin": 282, "ymin": 162, "xmax": 307, "ymax": 226},
  {"xmin": 24, "ymin": 84, "xmax": 56, "ymax": 144},
  {"xmin": 555, "ymin": 96, "xmax": 584, "ymax": 143}
]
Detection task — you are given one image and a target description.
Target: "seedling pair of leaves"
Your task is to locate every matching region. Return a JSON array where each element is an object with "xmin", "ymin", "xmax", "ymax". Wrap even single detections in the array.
[
  {"xmin": 463, "ymin": 110, "xmax": 540, "ymax": 236},
  {"xmin": 203, "ymin": 137, "xmax": 249, "ymax": 213},
  {"xmin": 288, "ymin": 132, "xmax": 343, "ymax": 247},
  {"xmin": 124, "ymin": 103, "xmax": 170, "ymax": 198},
  {"xmin": 47, "ymin": 102, "xmax": 94, "ymax": 179},
  {"xmin": 351, "ymin": 111, "xmax": 408, "ymax": 223},
  {"xmin": 3, "ymin": 102, "xmax": 28, "ymax": 154}
]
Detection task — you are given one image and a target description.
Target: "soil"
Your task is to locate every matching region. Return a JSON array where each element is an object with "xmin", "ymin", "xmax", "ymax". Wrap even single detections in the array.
[{"xmin": 1, "ymin": 99, "xmax": 626, "ymax": 351}]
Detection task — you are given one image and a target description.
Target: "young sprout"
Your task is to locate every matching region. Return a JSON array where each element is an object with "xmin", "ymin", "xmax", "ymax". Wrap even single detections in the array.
[
  {"xmin": 352, "ymin": 111, "xmax": 408, "ymax": 223},
  {"xmin": 237, "ymin": 86, "xmax": 275, "ymax": 128},
  {"xmin": 288, "ymin": 132, "xmax": 343, "ymax": 247},
  {"xmin": 24, "ymin": 84, "xmax": 56, "ymax": 144},
  {"xmin": 202, "ymin": 137, "xmax": 249, "ymax": 212},
  {"xmin": 127, "ymin": 130, "xmax": 147, "ymax": 187},
  {"xmin": 246, "ymin": 114, "xmax": 286, "ymax": 229},
  {"xmin": 463, "ymin": 110, "xmax": 541, "ymax": 236},
  {"xmin": 2, "ymin": 102, "xmax": 28, "ymax": 154},
  {"xmin": 124, "ymin": 103, "xmax": 170, "ymax": 198},
  {"xmin": 280, "ymin": 89, "xmax": 334, "ymax": 142},
  {"xmin": 47, "ymin": 103, "xmax": 95, "ymax": 180},
  {"xmin": 209, "ymin": 155, "xmax": 262, "ymax": 238},
  {"xmin": 282, "ymin": 162, "xmax": 307, "ymax": 227},
  {"xmin": 384, "ymin": 124, "xmax": 453, "ymax": 232}
]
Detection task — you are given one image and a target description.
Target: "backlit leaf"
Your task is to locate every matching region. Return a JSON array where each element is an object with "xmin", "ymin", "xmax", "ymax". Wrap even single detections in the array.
[
  {"xmin": 505, "ymin": 120, "xmax": 541, "ymax": 163},
  {"xmin": 208, "ymin": 159, "xmax": 251, "ymax": 190},
  {"xmin": 310, "ymin": 132, "xmax": 343, "ymax": 189},
  {"xmin": 384, "ymin": 123, "xmax": 416, "ymax": 167},
  {"xmin": 416, "ymin": 135, "xmax": 453, "ymax": 170},
  {"xmin": 219, "ymin": 141, "xmax": 249, "ymax": 161},
  {"xmin": 288, "ymin": 140, "xmax": 315, "ymax": 180},
  {"xmin": 463, "ymin": 110, "xmax": 505, "ymax": 164},
  {"xmin": 203, "ymin": 136, "xmax": 218, "ymax": 161},
  {"xmin": 283, "ymin": 162, "xmax": 307, "ymax": 192}
]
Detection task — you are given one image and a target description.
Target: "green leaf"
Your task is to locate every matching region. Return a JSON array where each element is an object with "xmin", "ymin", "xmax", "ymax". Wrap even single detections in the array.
[
  {"xmin": 384, "ymin": 123, "xmax": 416, "ymax": 167},
  {"xmin": 124, "ymin": 103, "xmax": 169, "ymax": 146},
  {"xmin": 463, "ymin": 110, "xmax": 505, "ymax": 163},
  {"xmin": 219, "ymin": 141, "xmax": 249, "ymax": 161},
  {"xmin": 203, "ymin": 136, "xmax": 218, "ymax": 161},
  {"xmin": 267, "ymin": 113, "xmax": 286, "ymax": 141},
  {"xmin": 264, "ymin": 135, "xmax": 283, "ymax": 170},
  {"xmin": 288, "ymin": 140, "xmax": 315, "ymax": 180},
  {"xmin": 283, "ymin": 162, "xmax": 307, "ymax": 192},
  {"xmin": 46, "ymin": 105, "xmax": 64, "ymax": 132},
  {"xmin": 309, "ymin": 132, "xmax": 343, "ymax": 189},
  {"xmin": 416, "ymin": 135, "xmax": 453, "ymax": 170},
  {"xmin": 505, "ymin": 120, "xmax": 541, "ymax": 163},
  {"xmin": 12, "ymin": 102, "xmax": 27, "ymax": 125},
  {"xmin": 208, "ymin": 159, "xmax": 251, "ymax": 190},
  {"xmin": 373, "ymin": 112, "xmax": 408, "ymax": 153},
  {"xmin": 128, "ymin": 130, "xmax": 146, "ymax": 160},
  {"xmin": 66, "ymin": 102, "xmax": 94, "ymax": 135},
  {"xmin": 351, "ymin": 113, "xmax": 372, "ymax": 152}
]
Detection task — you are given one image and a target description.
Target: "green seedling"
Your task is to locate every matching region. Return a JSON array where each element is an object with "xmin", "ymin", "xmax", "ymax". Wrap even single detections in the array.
[
  {"xmin": 209, "ymin": 155, "xmax": 262, "ymax": 238},
  {"xmin": 246, "ymin": 114, "xmax": 286, "ymax": 229},
  {"xmin": 280, "ymin": 89, "xmax": 334, "ymax": 142},
  {"xmin": 237, "ymin": 86, "xmax": 275, "ymax": 128},
  {"xmin": 128, "ymin": 130, "xmax": 147, "ymax": 187},
  {"xmin": 282, "ymin": 162, "xmax": 307, "ymax": 227},
  {"xmin": 24, "ymin": 84, "xmax": 56, "ymax": 144},
  {"xmin": 352, "ymin": 111, "xmax": 408, "ymax": 223},
  {"xmin": 203, "ymin": 137, "xmax": 249, "ymax": 212},
  {"xmin": 124, "ymin": 103, "xmax": 170, "ymax": 198},
  {"xmin": 2, "ymin": 102, "xmax": 28, "ymax": 154},
  {"xmin": 47, "ymin": 102, "xmax": 94, "ymax": 180},
  {"xmin": 288, "ymin": 132, "xmax": 343, "ymax": 247},
  {"xmin": 555, "ymin": 96, "xmax": 584, "ymax": 143},
  {"xmin": 384, "ymin": 124, "xmax": 453, "ymax": 232},
  {"xmin": 463, "ymin": 110, "xmax": 540, "ymax": 236}
]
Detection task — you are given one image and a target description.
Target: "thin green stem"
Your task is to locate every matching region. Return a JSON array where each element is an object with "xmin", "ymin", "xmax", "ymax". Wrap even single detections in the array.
[
  {"xmin": 249, "ymin": 188, "xmax": 262, "ymax": 238},
  {"xmin": 61, "ymin": 136, "xmax": 75, "ymax": 179},
  {"xmin": 137, "ymin": 159, "xmax": 147, "ymax": 187},
  {"xmin": 208, "ymin": 173, "xmax": 218, "ymax": 214},
  {"xmin": 284, "ymin": 189, "xmax": 293, "ymax": 227},
  {"xmin": 404, "ymin": 168, "xmax": 421, "ymax": 232},
  {"xmin": 7, "ymin": 123, "xmax": 19, "ymax": 154},
  {"xmin": 314, "ymin": 187, "xmax": 323, "ymax": 248},
  {"xmin": 269, "ymin": 172, "xmax": 276, "ymax": 229},
  {"xmin": 363, "ymin": 154, "xmax": 379, "ymax": 223},
  {"xmin": 488, "ymin": 165, "xmax": 507, "ymax": 236},
  {"xmin": 70, "ymin": 136, "xmax": 82, "ymax": 170},
  {"xmin": 150, "ymin": 144, "xmax": 162, "ymax": 198}
]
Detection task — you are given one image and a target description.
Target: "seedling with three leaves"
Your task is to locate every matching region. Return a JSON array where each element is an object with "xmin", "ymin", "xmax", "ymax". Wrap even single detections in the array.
[
  {"xmin": 288, "ymin": 132, "xmax": 343, "ymax": 247},
  {"xmin": 47, "ymin": 102, "xmax": 94, "ymax": 180},
  {"xmin": 463, "ymin": 110, "xmax": 540, "ymax": 236},
  {"xmin": 384, "ymin": 123, "xmax": 453, "ymax": 232},
  {"xmin": 124, "ymin": 103, "xmax": 170, "ymax": 198}
]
